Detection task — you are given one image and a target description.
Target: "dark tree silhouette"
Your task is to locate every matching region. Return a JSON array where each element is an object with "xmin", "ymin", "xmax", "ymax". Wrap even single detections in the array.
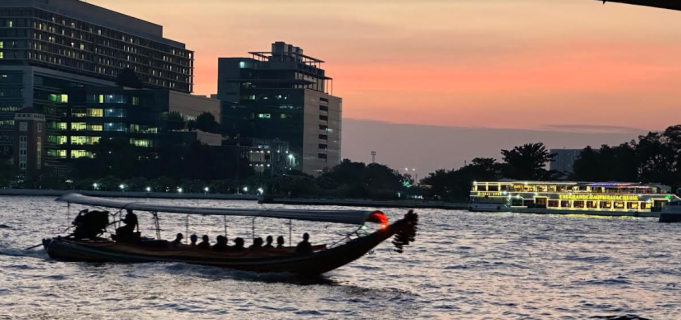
[
  {"xmin": 501, "ymin": 143, "xmax": 555, "ymax": 180},
  {"xmin": 195, "ymin": 112, "xmax": 220, "ymax": 133}
]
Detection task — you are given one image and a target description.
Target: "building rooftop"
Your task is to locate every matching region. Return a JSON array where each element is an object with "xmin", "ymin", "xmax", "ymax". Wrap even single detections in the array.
[{"xmin": 1, "ymin": 0, "xmax": 184, "ymax": 47}]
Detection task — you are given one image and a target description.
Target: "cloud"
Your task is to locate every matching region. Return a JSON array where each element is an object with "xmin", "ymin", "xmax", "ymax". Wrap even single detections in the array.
[{"xmin": 540, "ymin": 124, "xmax": 645, "ymax": 134}]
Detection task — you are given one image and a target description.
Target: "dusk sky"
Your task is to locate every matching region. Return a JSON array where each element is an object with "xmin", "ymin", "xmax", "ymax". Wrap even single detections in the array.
[
  {"xmin": 88, "ymin": 0, "xmax": 681, "ymax": 172},
  {"xmin": 89, "ymin": 0, "xmax": 681, "ymax": 132}
]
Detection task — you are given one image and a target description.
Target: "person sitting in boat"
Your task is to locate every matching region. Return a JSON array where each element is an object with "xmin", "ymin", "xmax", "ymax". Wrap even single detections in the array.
[
  {"xmin": 231, "ymin": 238, "xmax": 245, "ymax": 252},
  {"xmin": 189, "ymin": 234, "xmax": 198, "ymax": 246},
  {"xmin": 295, "ymin": 233, "xmax": 313, "ymax": 255},
  {"xmin": 263, "ymin": 236, "xmax": 274, "ymax": 249},
  {"xmin": 172, "ymin": 233, "xmax": 184, "ymax": 246},
  {"xmin": 249, "ymin": 237, "xmax": 263, "ymax": 250},
  {"xmin": 276, "ymin": 236, "xmax": 285, "ymax": 249},
  {"xmin": 198, "ymin": 235, "xmax": 211, "ymax": 250},
  {"xmin": 212, "ymin": 235, "xmax": 228, "ymax": 252},
  {"xmin": 115, "ymin": 210, "xmax": 139, "ymax": 243}
]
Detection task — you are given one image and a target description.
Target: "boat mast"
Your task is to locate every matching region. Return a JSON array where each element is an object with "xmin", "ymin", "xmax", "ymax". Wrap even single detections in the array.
[
  {"xmin": 185, "ymin": 215, "xmax": 189, "ymax": 244},
  {"xmin": 151, "ymin": 212, "xmax": 161, "ymax": 240}
]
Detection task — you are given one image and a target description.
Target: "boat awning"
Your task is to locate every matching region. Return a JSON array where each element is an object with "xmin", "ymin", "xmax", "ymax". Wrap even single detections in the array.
[{"xmin": 56, "ymin": 193, "xmax": 387, "ymax": 226}]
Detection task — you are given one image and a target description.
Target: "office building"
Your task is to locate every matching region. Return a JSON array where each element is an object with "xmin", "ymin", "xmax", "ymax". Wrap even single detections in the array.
[
  {"xmin": 550, "ymin": 149, "xmax": 583, "ymax": 174},
  {"xmin": 218, "ymin": 42, "xmax": 341, "ymax": 175},
  {"xmin": 48, "ymin": 86, "xmax": 219, "ymax": 164},
  {"xmin": 0, "ymin": 0, "xmax": 199, "ymax": 172}
]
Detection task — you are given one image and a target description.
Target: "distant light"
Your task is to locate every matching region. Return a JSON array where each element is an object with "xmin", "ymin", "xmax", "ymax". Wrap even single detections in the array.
[
  {"xmin": 204, "ymin": 187, "xmax": 209, "ymax": 192},
  {"xmin": 119, "ymin": 184, "xmax": 125, "ymax": 190},
  {"xmin": 288, "ymin": 154, "xmax": 294, "ymax": 159},
  {"xmin": 243, "ymin": 187, "xmax": 248, "ymax": 192},
  {"xmin": 473, "ymin": 181, "xmax": 477, "ymax": 185},
  {"xmin": 93, "ymin": 183, "xmax": 98, "ymax": 189},
  {"xmin": 257, "ymin": 188, "xmax": 264, "ymax": 195},
  {"xmin": 146, "ymin": 187, "xmax": 151, "ymax": 192},
  {"xmin": 380, "ymin": 224, "xmax": 387, "ymax": 230},
  {"xmin": 178, "ymin": 188, "xmax": 183, "ymax": 193}
]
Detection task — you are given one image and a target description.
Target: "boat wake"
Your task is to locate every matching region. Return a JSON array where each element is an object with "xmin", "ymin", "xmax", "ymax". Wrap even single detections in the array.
[{"xmin": 0, "ymin": 244, "xmax": 47, "ymax": 259}]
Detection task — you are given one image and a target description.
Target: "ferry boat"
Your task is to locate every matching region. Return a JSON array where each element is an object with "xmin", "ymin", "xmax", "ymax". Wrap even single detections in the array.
[{"xmin": 469, "ymin": 181, "xmax": 680, "ymax": 217}]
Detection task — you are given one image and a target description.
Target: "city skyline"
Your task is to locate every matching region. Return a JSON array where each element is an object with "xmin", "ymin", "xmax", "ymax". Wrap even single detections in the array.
[{"xmin": 89, "ymin": 0, "xmax": 681, "ymax": 133}]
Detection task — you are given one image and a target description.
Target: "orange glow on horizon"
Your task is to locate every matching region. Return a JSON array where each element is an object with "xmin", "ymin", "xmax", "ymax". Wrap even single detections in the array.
[{"xmin": 88, "ymin": 0, "xmax": 681, "ymax": 132}]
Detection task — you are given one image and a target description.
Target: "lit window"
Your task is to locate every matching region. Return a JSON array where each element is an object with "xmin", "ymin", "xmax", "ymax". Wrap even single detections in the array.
[
  {"xmin": 0, "ymin": 52, "xmax": 3, "ymax": 59},
  {"xmin": 132, "ymin": 97, "xmax": 140, "ymax": 106},
  {"xmin": 0, "ymin": 42, "xmax": 3, "ymax": 49},
  {"xmin": 87, "ymin": 108, "xmax": 103, "ymax": 117},
  {"xmin": 71, "ymin": 123, "xmax": 86, "ymax": 131},
  {"xmin": 258, "ymin": 114, "xmax": 271, "ymax": 119},
  {"xmin": 89, "ymin": 124, "xmax": 103, "ymax": 131},
  {"xmin": 239, "ymin": 61, "xmax": 246, "ymax": 68},
  {"xmin": 130, "ymin": 138, "xmax": 153, "ymax": 148},
  {"xmin": 71, "ymin": 150, "xmax": 93, "ymax": 159}
]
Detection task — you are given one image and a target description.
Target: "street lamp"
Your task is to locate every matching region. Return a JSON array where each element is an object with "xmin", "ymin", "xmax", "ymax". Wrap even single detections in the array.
[
  {"xmin": 243, "ymin": 186, "xmax": 249, "ymax": 193},
  {"xmin": 257, "ymin": 187, "xmax": 264, "ymax": 195},
  {"xmin": 204, "ymin": 187, "xmax": 210, "ymax": 193},
  {"xmin": 178, "ymin": 188, "xmax": 183, "ymax": 193},
  {"xmin": 146, "ymin": 187, "xmax": 151, "ymax": 192},
  {"xmin": 119, "ymin": 184, "xmax": 125, "ymax": 191},
  {"xmin": 93, "ymin": 183, "xmax": 98, "ymax": 190}
]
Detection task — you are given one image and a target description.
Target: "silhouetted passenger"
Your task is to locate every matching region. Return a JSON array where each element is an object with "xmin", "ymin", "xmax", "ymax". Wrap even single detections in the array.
[
  {"xmin": 190, "ymin": 234, "xmax": 198, "ymax": 246},
  {"xmin": 296, "ymin": 233, "xmax": 313, "ymax": 255},
  {"xmin": 172, "ymin": 233, "xmax": 184, "ymax": 246},
  {"xmin": 276, "ymin": 236, "xmax": 285, "ymax": 249},
  {"xmin": 197, "ymin": 235, "xmax": 211, "ymax": 250},
  {"xmin": 263, "ymin": 236, "xmax": 274, "ymax": 249},
  {"xmin": 115, "ymin": 210, "xmax": 138, "ymax": 243},
  {"xmin": 249, "ymin": 237, "xmax": 263, "ymax": 250},
  {"xmin": 212, "ymin": 235, "xmax": 228, "ymax": 252},
  {"xmin": 232, "ymin": 237, "xmax": 245, "ymax": 252}
]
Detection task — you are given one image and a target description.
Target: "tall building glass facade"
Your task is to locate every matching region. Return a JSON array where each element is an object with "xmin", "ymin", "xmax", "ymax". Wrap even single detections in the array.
[{"xmin": 218, "ymin": 42, "xmax": 342, "ymax": 175}]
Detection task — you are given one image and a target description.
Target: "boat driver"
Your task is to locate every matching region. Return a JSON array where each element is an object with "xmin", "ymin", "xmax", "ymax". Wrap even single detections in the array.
[{"xmin": 115, "ymin": 209, "xmax": 138, "ymax": 243}]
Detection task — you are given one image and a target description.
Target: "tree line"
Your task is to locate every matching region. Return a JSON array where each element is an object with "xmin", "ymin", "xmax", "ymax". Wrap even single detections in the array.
[{"xmin": 3, "ymin": 124, "xmax": 680, "ymax": 202}]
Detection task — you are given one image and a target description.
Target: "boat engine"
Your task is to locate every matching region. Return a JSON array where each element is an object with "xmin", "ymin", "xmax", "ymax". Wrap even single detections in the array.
[{"xmin": 72, "ymin": 209, "xmax": 110, "ymax": 240}]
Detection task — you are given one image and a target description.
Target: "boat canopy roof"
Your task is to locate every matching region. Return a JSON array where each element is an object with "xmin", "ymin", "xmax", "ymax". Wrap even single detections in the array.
[{"xmin": 56, "ymin": 193, "xmax": 387, "ymax": 226}]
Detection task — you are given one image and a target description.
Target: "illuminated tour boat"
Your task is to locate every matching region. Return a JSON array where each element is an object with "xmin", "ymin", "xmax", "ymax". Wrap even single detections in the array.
[{"xmin": 469, "ymin": 181, "xmax": 681, "ymax": 217}]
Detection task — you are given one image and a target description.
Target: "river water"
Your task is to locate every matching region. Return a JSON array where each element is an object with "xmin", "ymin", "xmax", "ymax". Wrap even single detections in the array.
[{"xmin": 0, "ymin": 196, "xmax": 679, "ymax": 319}]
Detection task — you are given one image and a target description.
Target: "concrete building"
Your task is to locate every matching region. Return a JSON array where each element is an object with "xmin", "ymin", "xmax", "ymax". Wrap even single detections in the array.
[
  {"xmin": 550, "ymin": 149, "xmax": 583, "ymax": 175},
  {"xmin": 217, "ymin": 42, "xmax": 342, "ymax": 175},
  {"xmin": 0, "ymin": 0, "xmax": 209, "ymax": 172},
  {"xmin": 13, "ymin": 108, "xmax": 45, "ymax": 176}
]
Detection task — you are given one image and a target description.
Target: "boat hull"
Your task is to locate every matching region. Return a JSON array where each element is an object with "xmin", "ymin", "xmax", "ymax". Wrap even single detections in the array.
[
  {"xmin": 659, "ymin": 212, "xmax": 681, "ymax": 223},
  {"xmin": 43, "ymin": 215, "xmax": 416, "ymax": 275}
]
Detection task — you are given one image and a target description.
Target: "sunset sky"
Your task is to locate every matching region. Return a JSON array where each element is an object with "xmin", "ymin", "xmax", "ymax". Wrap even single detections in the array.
[{"xmin": 90, "ymin": 0, "xmax": 681, "ymax": 133}]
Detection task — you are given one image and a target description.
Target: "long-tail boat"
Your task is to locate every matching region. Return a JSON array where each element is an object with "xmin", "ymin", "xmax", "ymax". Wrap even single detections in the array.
[{"xmin": 42, "ymin": 194, "xmax": 418, "ymax": 275}]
